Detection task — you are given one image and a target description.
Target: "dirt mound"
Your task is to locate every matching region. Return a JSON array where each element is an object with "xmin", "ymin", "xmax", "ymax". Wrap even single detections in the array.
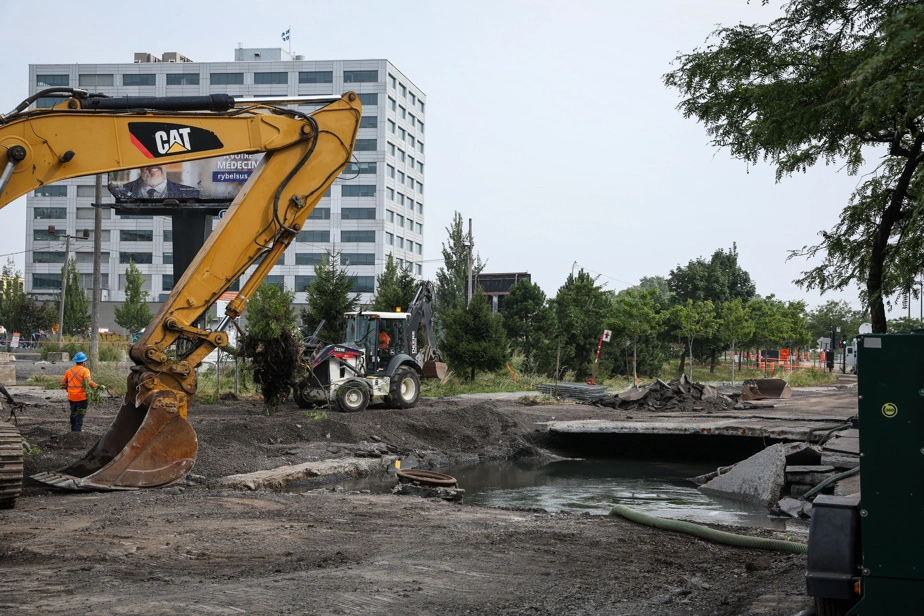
[{"xmin": 591, "ymin": 375, "xmax": 743, "ymax": 413}]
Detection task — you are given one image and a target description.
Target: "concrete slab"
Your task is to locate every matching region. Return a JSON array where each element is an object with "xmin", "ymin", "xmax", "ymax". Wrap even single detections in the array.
[
  {"xmin": 544, "ymin": 418, "xmax": 846, "ymax": 442},
  {"xmin": 835, "ymin": 473, "xmax": 861, "ymax": 497},
  {"xmin": 216, "ymin": 456, "xmax": 396, "ymax": 490},
  {"xmin": 824, "ymin": 435, "xmax": 860, "ymax": 454},
  {"xmin": 700, "ymin": 443, "xmax": 787, "ymax": 508}
]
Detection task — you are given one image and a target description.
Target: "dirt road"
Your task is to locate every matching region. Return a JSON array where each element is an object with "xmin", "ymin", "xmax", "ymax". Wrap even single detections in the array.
[{"xmin": 0, "ymin": 384, "xmax": 851, "ymax": 615}]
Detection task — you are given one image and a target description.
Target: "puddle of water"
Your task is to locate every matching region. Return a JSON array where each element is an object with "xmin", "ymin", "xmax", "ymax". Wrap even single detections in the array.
[{"xmin": 338, "ymin": 458, "xmax": 809, "ymax": 533}]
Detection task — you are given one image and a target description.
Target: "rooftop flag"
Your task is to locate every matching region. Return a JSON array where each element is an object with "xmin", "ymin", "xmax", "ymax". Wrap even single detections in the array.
[{"xmin": 282, "ymin": 28, "xmax": 290, "ymax": 41}]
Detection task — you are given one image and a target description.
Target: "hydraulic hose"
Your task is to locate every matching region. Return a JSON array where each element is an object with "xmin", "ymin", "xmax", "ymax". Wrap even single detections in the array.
[
  {"xmin": 609, "ymin": 504, "xmax": 807, "ymax": 555},
  {"xmin": 798, "ymin": 465, "xmax": 860, "ymax": 502}
]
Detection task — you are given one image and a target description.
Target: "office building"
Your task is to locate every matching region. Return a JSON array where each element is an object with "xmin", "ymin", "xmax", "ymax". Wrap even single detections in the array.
[{"xmin": 26, "ymin": 49, "xmax": 426, "ymax": 316}]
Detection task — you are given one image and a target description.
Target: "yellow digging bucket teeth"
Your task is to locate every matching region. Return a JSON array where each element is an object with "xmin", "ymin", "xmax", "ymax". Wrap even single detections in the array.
[{"xmin": 32, "ymin": 380, "xmax": 197, "ymax": 491}]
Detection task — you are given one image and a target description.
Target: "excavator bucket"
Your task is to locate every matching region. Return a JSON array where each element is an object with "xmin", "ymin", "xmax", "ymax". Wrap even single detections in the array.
[
  {"xmin": 31, "ymin": 389, "xmax": 197, "ymax": 491},
  {"xmin": 740, "ymin": 378, "xmax": 793, "ymax": 401},
  {"xmin": 422, "ymin": 360, "xmax": 448, "ymax": 380}
]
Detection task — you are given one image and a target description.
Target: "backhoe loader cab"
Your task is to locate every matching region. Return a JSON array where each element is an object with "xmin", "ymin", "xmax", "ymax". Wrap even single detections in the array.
[{"xmin": 344, "ymin": 311, "xmax": 417, "ymax": 373}]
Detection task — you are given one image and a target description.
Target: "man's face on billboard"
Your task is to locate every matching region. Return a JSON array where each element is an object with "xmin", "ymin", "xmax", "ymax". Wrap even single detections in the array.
[{"xmin": 140, "ymin": 166, "xmax": 166, "ymax": 186}]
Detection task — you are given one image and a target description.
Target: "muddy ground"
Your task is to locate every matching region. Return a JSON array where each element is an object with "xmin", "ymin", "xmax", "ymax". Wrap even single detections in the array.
[{"xmin": 0, "ymin": 381, "xmax": 852, "ymax": 615}]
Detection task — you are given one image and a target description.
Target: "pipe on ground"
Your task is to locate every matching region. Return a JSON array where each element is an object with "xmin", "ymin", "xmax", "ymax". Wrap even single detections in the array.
[{"xmin": 609, "ymin": 504, "xmax": 807, "ymax": 555}]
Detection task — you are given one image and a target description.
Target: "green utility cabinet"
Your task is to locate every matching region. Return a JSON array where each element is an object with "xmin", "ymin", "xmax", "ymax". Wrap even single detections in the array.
[{"xmin": 849, "ymin": 333, "xmax": 924, "ymax": 614}]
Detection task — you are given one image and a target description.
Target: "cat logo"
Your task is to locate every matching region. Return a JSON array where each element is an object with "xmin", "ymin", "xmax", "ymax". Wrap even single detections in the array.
[{"xmin": 129, "ymin": 122, "xmax": 224, "ymax": 159}]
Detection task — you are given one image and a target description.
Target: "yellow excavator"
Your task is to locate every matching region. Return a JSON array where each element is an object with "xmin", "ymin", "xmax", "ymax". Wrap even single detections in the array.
[{"xmin": 0, "ymin": 87, "xmax": 361, "ymax": 506}]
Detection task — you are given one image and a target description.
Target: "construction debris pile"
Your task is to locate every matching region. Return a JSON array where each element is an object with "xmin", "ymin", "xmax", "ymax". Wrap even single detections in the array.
[{"xmin": 591, "ymin": 375, "xmax": 757, "ymax": 413}]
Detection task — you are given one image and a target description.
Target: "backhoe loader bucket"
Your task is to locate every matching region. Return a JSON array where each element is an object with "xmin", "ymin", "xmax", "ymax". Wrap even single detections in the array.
[
  {"xmin": 422, "ymin": 360, "xmax": 448, "ymax": 380},
  {"xmin": 31, "ymin": 389, "xmax": 197, "ymax": 491},
  {"xmin": 740, "ymin": 378, "xmax": 793, "ymax": 401}
]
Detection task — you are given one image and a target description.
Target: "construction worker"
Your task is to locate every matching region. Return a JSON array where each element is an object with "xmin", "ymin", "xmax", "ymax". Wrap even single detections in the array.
[{"xmin": 60, "ymin": 352, "xmax": 99, "ymax": 432}]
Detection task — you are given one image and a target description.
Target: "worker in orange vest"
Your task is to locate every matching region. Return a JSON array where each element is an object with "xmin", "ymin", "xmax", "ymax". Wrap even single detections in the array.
[{"xmin": 60, "ymin": 352, "xmax": 99, "ymax": 432}]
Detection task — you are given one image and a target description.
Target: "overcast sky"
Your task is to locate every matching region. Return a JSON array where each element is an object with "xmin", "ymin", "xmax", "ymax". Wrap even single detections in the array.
[{"xmin": 0, "ymin": 0, "xmax": 896, "ymax": 317}]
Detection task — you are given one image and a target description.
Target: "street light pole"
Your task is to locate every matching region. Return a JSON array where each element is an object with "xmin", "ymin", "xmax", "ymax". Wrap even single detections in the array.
[{"xmin": 48, "ymin": 226, "xmax": 89, "ymax": 350}]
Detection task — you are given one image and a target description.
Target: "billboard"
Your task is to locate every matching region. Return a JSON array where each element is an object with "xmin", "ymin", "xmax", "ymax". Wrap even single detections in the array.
[{"xmin": 108, "ymin": 153, "xmax": 265, "ymax": 201}]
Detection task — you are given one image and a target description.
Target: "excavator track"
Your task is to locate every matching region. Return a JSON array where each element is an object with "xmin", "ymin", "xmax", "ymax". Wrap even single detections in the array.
[{"xmin": 0, "ymin": 420, "xmax": 23, "ymax": 509}]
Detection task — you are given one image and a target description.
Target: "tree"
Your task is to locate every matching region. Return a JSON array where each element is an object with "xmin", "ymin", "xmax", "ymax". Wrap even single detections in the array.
[
  {"xmin": 301, "ymin": 251, "xmax": 359, "ymax": 343},
  {"xmin": 114, "ymin": 260, "xmax": 153, "ymax": 335},
  {"xmin": 668, "ymin": 300, "xmax": 716, "ymax": 380},
  {"xmin": 239, "ymin": 283, "xmax": 300, "ymax": 414},
  {"xmin": 373, "ymin": 254, "xmax": 419, "ymax": 312},
  {"xmin": 806, "ymin": 300, "xmax": 867, "ymax": 345},
  {"xmin": 441, "ymin": 290, "xmax": 507, "ymax": 381},
  {"xmin": 434, "ymin": 212, "xmax": 483, "ymax": 313},
  {"xmin": 57, "ymin": 257, "xmax": 89, "ymax": 336},
  {"xmin": 610, "ymin": 287, "xmax": 663, "ymax": 385},
  {"xmin": 717, "ymin": 298, "xmax": 754, "ymax": 385},
  {"xmin": 664, "ymin": 1, "xmax": 924, "ymax": 333},
  {"xmin": 544, "ymin": 270, "xmax": 612, "ymax": 381},
  {"xmin": 0, "ymin": 259, "xmax": 54, "ymax": 337},
  {"xmin": 500, "ymin": 279, "xmax": 553, "ymax": 373}
]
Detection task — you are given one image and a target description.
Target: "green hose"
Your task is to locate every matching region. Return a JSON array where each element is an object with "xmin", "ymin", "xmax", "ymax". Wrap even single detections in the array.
[{"xmin": 609, "ymin": 504, "xmax": 808, "ymax": 554}]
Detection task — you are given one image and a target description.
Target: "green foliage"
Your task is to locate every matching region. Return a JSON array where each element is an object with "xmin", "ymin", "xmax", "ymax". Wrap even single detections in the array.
[
  {"xmin": 664, "ymin": 1, "xmax": 924, "ymax": 332},
  {"xmin": 717, "ymin": 298, "xmax": 755, "ymax": 384},
  {"xmin": 373, "ymin": 254, "xmax": 419, "ymax": 311},
  {"xmin": 58, "ymin": 258, "xmax": 89, "ymax": 336},
  {"xmin": 114, "ymin": 260, "xmax": 153, "ymax": 335},
  {"xmin": 441, "ymin": 290, "xmax": 507, "ymax": 381},
  {"xmin": 304, "ymin": 410, "xmax": 328, "ymax": 420},
  {"xmin": 434, "ymin": 212, "xmax": 484, "ymax": 313},
  {"xmin": 668, "ymin": 299, "xmax": 717, "ymax": 380},
  {"xmin": 806, "ymin": 300, "xmax": 868, "ymax": 344},
  {"xmin": 241, "ymin": 283, "xmax": 301, "ymax": 414},
  {"xmin": 501, "ymin": 279, "xmax": 553, "ymax": 373},
  {"xmin": 610, "ymin": 287, "xmax": 663, "ymax": 383},
  {"xmin": 301, "ymin": 251, "xmax": 359, "ymax": 343},
  {"xmin": 747, "ymin": 296, "xmax": 812, "ymax": 352},
  {"xmin": 0, "ymin": 258, "xmax": 55, "ymax": 335},
  {"xmin": 543, "ymin": 270, "xmax": 612, "ymax": 381}
]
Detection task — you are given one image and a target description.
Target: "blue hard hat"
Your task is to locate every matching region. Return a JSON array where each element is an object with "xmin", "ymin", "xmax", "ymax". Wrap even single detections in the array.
[{"xmin": 73, "ymin": 352, "xmax": 88, "ymax": 363}]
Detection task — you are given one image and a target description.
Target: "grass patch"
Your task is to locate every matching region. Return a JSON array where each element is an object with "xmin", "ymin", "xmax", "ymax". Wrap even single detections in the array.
[{"xmin": 304, "ymin": 410, "xmax": 328, "ymax": 420}]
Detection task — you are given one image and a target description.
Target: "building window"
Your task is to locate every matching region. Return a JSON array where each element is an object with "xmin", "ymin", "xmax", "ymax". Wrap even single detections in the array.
[
  {"xmin": 407, "ymin": 198, "xmax": 414, "ymax": 210},
  {"xmin": 341, "ymin": 185, "xmax": 376, "ymax": 197},
  {"xmin": 166, "ymin": 73, "xmax": 200, "ymax": 86},
  {"xmin": 74, "ymin": 185, "xmax": 96, "ymax": 198},
  {"xmin": 123, "ymin": 74, "xmax": 156, "ymax": 86},
  {"xmin": 397, "ymin": 193, "xmax": 405, "ymax": 206},
  {"xmin": 211, "ymin": 72, "xmax": 244, "ymax": 85},
  {"xmin": 385, "ymin": 232, "xmax": 394, "ymax": 245},
  {"xmin": 388, "ymin": 97, "xmax": 396, "ymax": 111},
  {"xmin": 360, "ymin": 116, "xmax": 378, "ymax": 129},
  {"xmin": 254, "ymin": 72, "xmax": 288, "ymax": 85},
  {"xmin": 416, "ymin": 222, "xmax": 423, "ymax": 234},
  {"xmin": 398, "ymin": 171, "xmax": 405, "ymax": 184},
  {"xmin": 418, "ymin": 120, "xmax": 425, "ymax": 133},
  {"xmin": 162, "ymin": 274, "xmax": 174, "ymax": 291},
  {"xmin": 120, "ymin": 252, "xmax": 153, "ymax": 264},
  {"xmin": 418, "ymin": 101, "xmax": 425, "ymax": 113},
  {"xmin": 416, "ymin": 263, "xmax": 422, "ymax": 275},
  {"xmin": 417, "ymin": 180, "xmax": 423, "ymax": 193},
  {"xmin": 387, "ymin": 165, "xmax": 395, "ymax": 179},
  {"xmin": 357, "ymin": 93, "xmax": 378, "ymax": 106},
  {"xmin": 387, "ymin": 143, "xmax": 396, "ymax": 156},
  {"xmin": 386, "ymin": 187, "xmax": 395, "ymax": 200},
  {"xmin": 343, "ymin": 230, "xmax": 375, "ymax": 243},
  {"xmin": 409, "ymin": 112, "xmax": 416, "ymax": 126},
  {"xmin": 119, "ymin": 273, "xmax": 152, "ymax": 291},
  {"xmin": 399, "ymin": 105, "xmax": 406, "ymax": 119},
  {"xmin": 299, "ymin": 71, "xmax": 333, "ymax": 83},
  {"xmin": 164, "ymin": 253, "xmax": 173, "ymax": 264},
  {"xmin": 33, "ymin": 228, "xmax": 56, "ymax": 241},
  {"xmin": 264, "ymin": 275, "xmax": 286, "ymax": 290},
  {"xmin": 396, "ymin": 214, "xmax": 405, "ymax": 226},
  {"xmin": 341, "ymin": 253, "xmax": 375, "ymax": 266},
  {"xmin": 34, "ymin": 185, "xmax": 67, "ymax": 198},
  {"xmin": 77, "ymin": 208, "xmax": 110, "ymax": 219},
  {"xmin": 308, "ymin": 207, "xmax": 331, "ymax": 220},
  {"xmin": 33, "ymin": 273, "xmax": 62, "ymax": 289},
  {"xmin": 388, "ymin": 120, "xmax": 396, "ymax": 133},
  {"xmin": 397, "ymin": 150, "xmax": 405, "ymax": 163},
  {"xmin": 407, "ymin": 133, "xmax": 415, "ymax": 146},
  {"xmin": 399, "ymin": 127, "xmax": 406, "ymax": 140},
  {"xmin": 34, "ymin": 96, "xmax": 67, "ymax": 109},
  {"xmin": 351, "ymin": 276, "xmax": 375, "ymax": 293},
  {"xmin": 295, "ymin": 275, "xmax": 317, "ymax": 291},
  {"xmin": 295, "ymin": 253, "xmax": 325, "ymax": 266},
  {"xmin": 297, "ymin": 230, "xmax": 330, "ymax": 243},
  {"xmin": 120, "ymin": 213, "xmax": 154, "ymax": 220},
  {"xmin": 78, "ymin": 273, "xmax": 109, "ymax": 290},
  {"xmin": 163, "ymin": 230, "xmax": 173, "ymax": 242},
  {"xmin": 417, "ymin": 160, "xmax": 424, "ymax": 173},
  {"xmin": 388, "ymin": 73, "xmax": 397, "ymax": 89},
  {"xmin": 343, "ymin": 70, "xmax": 378, "ymax": 83},
  {"xmin": 386, "ymin": 210, "xmax": 394, "ymax": 223},
  {"xmin": 396, "ymin": 237, "xmax": 404, "ymax": 249},
  {"xmin": 37, "ymin": 74, "xmax": 68, "ymax": 87},
  {"xmin": 407, "ymin": 218, "xmax": 414, "ymax": 231},
  {"xmin": 33, "ymin": 207, "xmax": 66, "ymax": 219},
  {"xmin": 342, "ymin": 162, "xmax": 377, "ymax": 175},
  {"xmin": 78, "ymin": 74, "xmax": 114, "ymax": 87},
  {"xmin": 33, "ymin": 252, "xmax": 66, "ymax": 264},
  {"xmin": 399, "ymin": 84, "xmax": 407, "ymax": 98},
  {"xmin": 120, "ymin": 230, "xmax": 153, "ymax": 242},
  {"xmin": 341, "ymin": 207, "xmax": 376, "ymax": 220},
  {"xmin": 354, "ymin": 138, "xmax": 377, "ymax": 152}
]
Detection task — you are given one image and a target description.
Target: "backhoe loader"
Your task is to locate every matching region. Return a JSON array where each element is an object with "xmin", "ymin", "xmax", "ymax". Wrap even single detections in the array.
[{"xmin": 0, "ymin": 87, "xmax": 361, "ymax": 505}]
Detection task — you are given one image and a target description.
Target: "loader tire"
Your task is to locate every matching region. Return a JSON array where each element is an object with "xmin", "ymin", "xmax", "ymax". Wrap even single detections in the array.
[
  {"xmin": 386, "ymin": 366, "xmax": 420, "ymax": 409},
  {"xmin": 336, "ymin": 381, "xmax": 370, "ymax": 413},
  {"xmin": 0, "ymin": 421, "xmax": 23, "ymax": 509}
]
